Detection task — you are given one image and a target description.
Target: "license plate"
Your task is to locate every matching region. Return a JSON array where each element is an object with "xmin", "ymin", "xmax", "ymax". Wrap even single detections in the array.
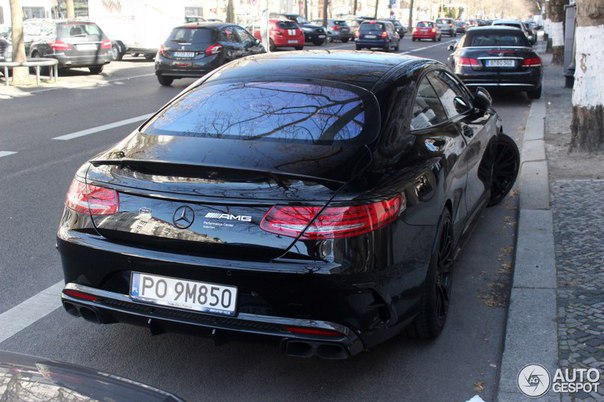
[
  {"xmin": 174, "ymin": 51, "xmax": 195, "ymax": 58},
  {"xmin": 130, "ymin": 272, "xmax": 237, "ymax": 316},
  {"xmin": 77, "ymin": 44, "xmax": 97, "ymax": 51},
  {"xmin": 318, "ymin": 35, "xmax": 326, "ymax": 38},
  {"xmin": 364, "ymin": 35, "xmax": 376, "ymax": 39},
  {"xmin": 486, "ymin": 59, "xmax": 515, "ymax": 67},
  {"xmin": 288, "ymin": 40, "xmax": 298, "ymax": 43}
]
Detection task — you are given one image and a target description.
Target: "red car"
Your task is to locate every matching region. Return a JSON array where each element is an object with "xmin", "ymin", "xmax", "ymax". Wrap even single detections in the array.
[
  {"xmin": 412, "ymin": 21, "xmax": 442, "ymax": 42},
  {"xmin": 249, "ymin": 19, "xmax": 304, "ymax": 51}
]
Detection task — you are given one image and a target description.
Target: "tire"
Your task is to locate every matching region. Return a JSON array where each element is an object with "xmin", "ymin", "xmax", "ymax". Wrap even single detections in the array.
[
  {"xmin": 438, "ymin": 35, "xmax": 442, "ymax": 41},
  {"xmin": 313, "ymin": 39, "xmax": 325, "ymax": 46},
  {"xmin": 342, "ymin": 38, "xmax": 349, "ymax": 43},
  {"xmin": 384, "ymin": 42, "xmax": 391, "ymax": 52},
  {"xmin": 269, "ymin": 39, "xmax": 276, "ymax": 52},
  {"xmin": 132, "ymin": 53, "xmax": 140, "ymax": 57},
  {"xmin": 144, "ymin": 54, "xmax": 155, "ymax": 61},
  {"xmin": 405, "ymin": 209, "xmax": 454, "ymax": 339},
  {"xmin": 294, "ymin": 46, "xmax": 303, "ymax": 50},
  {"xmin": 395, "ymin": 41, "xmax": 400, "ymax": 51},
  {"xmin": 527, "ymin": 86, "xmax": 542, "ymax": 99},
  {"xmin": 157, "ymin": 75, "xmax": 173, "ymax": 86},
  {"xmin": 487, "ymin": 133, "xmax": 520, "ymax": 207},
  {"xmin": 111, "ymin": 44, "xmax": 123, "ymax": 61},
  {"xmin": 88, "ymin": 65, "xmax": 104, "ymax": 74},
  {"xmin": 355, "ymin": 44, "xmax": 362, "ymax": 50},
  {"xmin": 30, "ymin": 51, "xmax": 50, "ymax": 75},
  {"xmin": 412, "ymin": 38, "xmax": 416, "ymax": 42}
]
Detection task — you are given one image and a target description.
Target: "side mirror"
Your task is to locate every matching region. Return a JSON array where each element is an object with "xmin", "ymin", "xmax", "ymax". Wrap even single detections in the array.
[
  {"xmin": 473, "ymin": 87, "xmax": 492, "ymax": 111},
  {"xmin": 447, "ymin": 44, "xmax": 455, "ymax": 51},
  {"xmin": 254, "ymin": 39, "xmax": 261, "ymax": 46}
]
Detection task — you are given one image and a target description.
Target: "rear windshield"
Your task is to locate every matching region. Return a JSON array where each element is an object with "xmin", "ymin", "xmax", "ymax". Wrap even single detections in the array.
[
  {"xmin": 58, "ymin": 23, "xmax": 104, "ymax": 40},
  {"xmin": 417, "ymin": 22, "xmax": 433, "ymax": 28},
  {"xmin": 143, "ymin": 81, "xmax": 373, "ymax": 144},
  {"xmin": 168, "ymin": 28, "xmax": 215, "ymax": 43},
  {"xmin": 467, "ymin": 32, "xmax": 530, "ymax": 47},
  {"xmin": 334, "ymin": 20, "xmax": 347, "ymax": 26},
  {"xmin": 276, "ymin": 21, "xmax": 298, "ymax": 29},
  {"xmin": 360, "ymin": 22, "xmax": 384, "ymax": 31}
]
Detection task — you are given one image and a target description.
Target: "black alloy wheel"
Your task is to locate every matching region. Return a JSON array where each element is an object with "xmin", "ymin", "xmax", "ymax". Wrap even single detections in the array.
[
  {"xmin": 405, "ymin": 209, "xmax": 454, "ymax": 339},
  {"xmin": 527, "ymin": 86, "xmax": 542, "ymax": 99},
  {"xmin": 487, "ymin": 133, "xmax": 520, "ymax": 206},
  {"xmin": 269, "ymin": 39, "xmax": 276, "ymax": 52}
]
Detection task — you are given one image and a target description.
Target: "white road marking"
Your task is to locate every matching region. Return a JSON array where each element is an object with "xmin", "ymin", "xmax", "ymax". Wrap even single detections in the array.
[
  {"xmin": 53, "ymin": 113, "xmax": 154, "ymax": 140},
  {"xmin": 0, "ymin": 151, "xmax": 17, "ymax": 158},
  {"xmin": 0, "ymin": 281, "xmax": 64, "ymax": 344},
  {"xmin": 401, "ymin": 39, "xmax": 456, "ymax": 55}
]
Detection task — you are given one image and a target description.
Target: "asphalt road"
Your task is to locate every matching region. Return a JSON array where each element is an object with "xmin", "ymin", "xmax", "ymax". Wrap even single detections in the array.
[{"xmin": 0, "ymin": 36, "xmax": 531, "ymax": 401}]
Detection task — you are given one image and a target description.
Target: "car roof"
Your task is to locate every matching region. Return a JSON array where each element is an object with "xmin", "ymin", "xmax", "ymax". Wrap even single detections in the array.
[
  {"xmin": 468, "ymin": 26, "xmax": 524, "ymax": 33},
  {"xmin": 202, "ymin": 50, "xmax": 438, "ymax": 92}
]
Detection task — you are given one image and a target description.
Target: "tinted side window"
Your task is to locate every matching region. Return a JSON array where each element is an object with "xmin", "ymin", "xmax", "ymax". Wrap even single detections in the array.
[
  {"xmin": 427, "ymin": 71, "xmax": 472, "ymax": 119},
  {"xmin": 234, "ymin": 26, "xmax": 254, "ymax": 46},
  {"xmin": 410, "ymin": 78, "xmax": 448, "ymax": 130},
  {"xmin": 219, "ymin": 26, "xmax": 239, "ymax": 43}
]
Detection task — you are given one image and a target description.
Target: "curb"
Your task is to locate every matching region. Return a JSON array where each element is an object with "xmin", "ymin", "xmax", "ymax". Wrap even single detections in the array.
[{"xmin": 496, "ymin": 90, "xmax": 560, "ymax": 401}]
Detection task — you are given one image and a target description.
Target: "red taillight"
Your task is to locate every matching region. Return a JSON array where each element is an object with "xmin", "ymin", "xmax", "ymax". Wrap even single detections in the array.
[
  {"xmin": 63, "ymin": 289, "xmax": 98, "ymax": 302},
  {"xmin": 381, "ymin": 31, "xmax": 388, "ymax": 38},
  {"xmin": 413, "ymin": 28, "xmax": 418, "ymax": 33},
  {"xmin": 459, "ymin": 57, "xmax": 481, "ymax": 67},
  {"xmin": 260, "ymin": 195, "xmax": 404, "ymax": 240},
  {"xmin": 522, "ymin": 56, "xmax": 542, "ymax": 67},
  {"xmin": 100, "ymin": 39, "xmax": 111, "ymax": 49},
  {"xmin": 285, "ymin": 326, "xmax": 343, "ymax": 337},
  {"xmin": 49, "ymin": 40, "xmax": 72, "ymax": 51},
  {"xmin": 205, "ymin": 43, "xmax": 223, "ymax": 56},
  {"xmin": 65, "ymin": 179, "xmax": 119, "ymax": 215},
  {"xmin": 159, "ymin": 43, "xmax": 167, "ymax": 56},
  {"xmin": 333, "ymin": 25, "xmax": 340, "ymax": 31},
  {"xmin": 431, "ymin": 28, "xmax": 436, "ymax": 33}
]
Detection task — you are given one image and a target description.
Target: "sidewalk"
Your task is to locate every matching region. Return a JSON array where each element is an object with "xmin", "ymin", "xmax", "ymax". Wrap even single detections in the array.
[{"xmin": 497, "ymin": 46, "xmax": 604, "ymax": 401}]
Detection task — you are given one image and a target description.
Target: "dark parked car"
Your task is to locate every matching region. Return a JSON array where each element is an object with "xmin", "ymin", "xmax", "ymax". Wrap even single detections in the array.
[
  {"xmin": 278, "ymin": 14, "xmax": 327, "ymax": 45},
  {"xmin": 448, "ymin": 26, "xmax": 543, "ymax": 99},
  {"xmin": 20, "ymin": 19, "xmax": 111, "ymax": 74},
  {"xmin": 391, "ymin": 19, "xmax": 407, "ymax": 38},
  {"xmin": 311, "ymin": 19, "xmax": 352, "ymax": 43},
  {"xmin": 0, "ymin": 351, "xmax": 183, "ymax": 401},
  {"xmin": 355, "ymin": 20, "xmax": 400, "ymax": 51},
  {"xmin": 155, "ymin": 22, "xmax": 265, "ymax": 86},
  {"xmin": 57, "ymin": 50, "xmax": 519, "ymax": 359}
]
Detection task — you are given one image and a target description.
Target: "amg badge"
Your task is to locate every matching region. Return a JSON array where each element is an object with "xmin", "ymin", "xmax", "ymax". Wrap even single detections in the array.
[{"xmin": 204, "ymin": 212, "xmax": 252, "ymax": 222}]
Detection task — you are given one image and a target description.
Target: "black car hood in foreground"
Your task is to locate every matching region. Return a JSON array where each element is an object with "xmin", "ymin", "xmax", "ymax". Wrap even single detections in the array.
[{"xmin": 0, "ymin": 351, "xmax": 183, "ymax": 401}]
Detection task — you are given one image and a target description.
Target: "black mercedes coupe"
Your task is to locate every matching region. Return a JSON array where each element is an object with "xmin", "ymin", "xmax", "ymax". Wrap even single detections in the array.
[
  {"xmin": 447, "ymin": 26, "xmax": 543, "ymax": 99},
  {"xmin": 57, "ymin": 51, "xmax": 519, "ymax": 359}
]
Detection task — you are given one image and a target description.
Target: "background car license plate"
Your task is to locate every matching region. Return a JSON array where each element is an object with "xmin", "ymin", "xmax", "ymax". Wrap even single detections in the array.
[
  {"xmin": 288, "ymin": 40, "xmax": 298, "ymax": 44},
  {"xmin": 486, "ymin": 59, "xmax": 515, "ymax": 67},
  {"xmin": 130, "ymin": 272, "xmax": 237, "ymax": 316},
  {"xmin": 365, "ymin": 35, "xmax": 376, "ymax": 38},
  {"xmin": 174, "ymin": 51, "xmax": 195, "ymax": 58}
]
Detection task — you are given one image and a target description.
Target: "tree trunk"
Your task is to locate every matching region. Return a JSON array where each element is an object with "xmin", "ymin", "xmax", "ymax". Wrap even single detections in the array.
[
  {"xmin": 9, "ymin": 0, "xmax": 29, "ymax": 84},
  {"xmin": 374, "ymin": 0, "xmax": 379, "ymax": 19},
  {"xmin": 226, "ymin": 0, "xmax": 234, "ymax": 23},
  {"xmin": 353, "ymin": 0, "xmax": 358, "ymax": 16},
  {"xmin": 570, "ymin": 0, "xmax": 604, "ymax": 151},
  {"xmin": 305, "ymin": 0, "xmax": 308, "ymax": 19},
  {"xmin": 408, "ymin": 0, "xmax": 414, "ymax": 31},
  {"xmin": 65, "ymin": 0, "xmax": 75, "ymax": 19},
  {"xmin": 550, "ymin": 0, "xmax": 569, "ymax": 64},
  {"xmin": 322, "ymin": 0, "xmax": 328, "ymax": 27}
]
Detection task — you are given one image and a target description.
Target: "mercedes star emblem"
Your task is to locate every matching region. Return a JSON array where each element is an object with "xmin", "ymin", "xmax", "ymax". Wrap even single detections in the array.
[{"xmin": 173, "ymin": 206, "xmax": 195, "ymax": 229}]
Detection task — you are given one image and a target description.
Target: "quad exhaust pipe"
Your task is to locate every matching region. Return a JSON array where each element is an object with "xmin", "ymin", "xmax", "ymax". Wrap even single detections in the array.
[
  {"xmin": 62, "ymin": 301, "xmax": 108, "ymax": 324},
  {"xmin": 284, "ymin": 340, "xmax": 349, "ymax": 360}
]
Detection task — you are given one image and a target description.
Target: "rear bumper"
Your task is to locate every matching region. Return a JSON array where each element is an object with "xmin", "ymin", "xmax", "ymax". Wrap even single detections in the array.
[
  {"xmin": 356, "ymin": 39, "xmax": 389, "ymax": 47},
  {"xmin": 62, "ymin": 282, "xmax": 364, "ymax": 359},
  {"xmin": 155, "ymin": 54, "xmax": 221, "ymax": 78},
  {"xmin": 53, "ymin": 53, "xmax": 112, "ymax": 67},
  {"xmin": 412, "ymin": 33, "xmax": 437, "ymax": 40},
  {"xmin": 272, "ymin": 37, "xmax": 304, "ymax": 47},
  {"xmin": 457, "ymin": 68, "xmax": 542, "ymax": 90}
]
